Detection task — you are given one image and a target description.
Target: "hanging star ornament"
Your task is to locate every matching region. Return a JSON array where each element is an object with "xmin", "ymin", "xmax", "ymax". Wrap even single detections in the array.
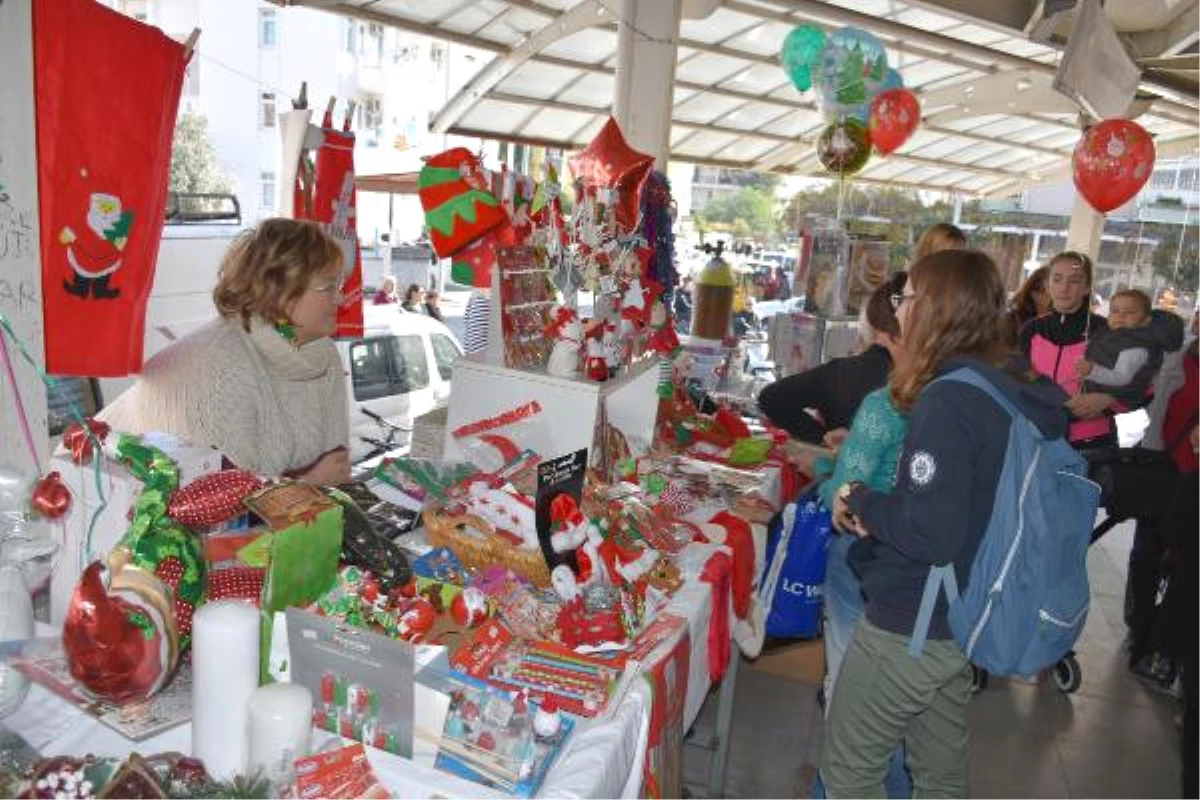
[{"xmin": 570, "ymin": 117, "xmax": 655, "ymax": 231}]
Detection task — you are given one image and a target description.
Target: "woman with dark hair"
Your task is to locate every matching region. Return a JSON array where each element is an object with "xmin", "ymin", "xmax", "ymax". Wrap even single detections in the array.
[
  {"xmin": 401, "ymin": 283, "xmax": 423, "ymax": 313},
  {"xmin": 1019, "ymin": 251, "xmax": 1118, "ymax": 448},
  {"xmin": 821, "ymin": 250, "xmax": 1069, "ymax": 797},
  {"xmin": 1006, "ymin": 266, "xmax": 1050, "ymax": 345}
]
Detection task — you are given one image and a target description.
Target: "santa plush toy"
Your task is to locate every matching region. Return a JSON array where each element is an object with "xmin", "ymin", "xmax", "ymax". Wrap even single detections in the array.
[
  {"xmin": 584, "ymin": 323, "xmax": 608, "ymax": 382},
  {"xmin": 544, "ymin": 306, "xmax": 582, "ymax": 379},
  {"xmin": 60, "ymin": 192, "xmax": 132, "ymax": 300}
]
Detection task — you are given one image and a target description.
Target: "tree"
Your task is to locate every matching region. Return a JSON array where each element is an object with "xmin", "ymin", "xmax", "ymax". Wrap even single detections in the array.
[
  {"xmin": 169, "ymin": 111, "xmax": 233, "ymax": 201},
  {"xmin": 695, "ymin": 186, "xmax": 777, "ymax": 240},
  {"xmin": 1150, "ymin": 223, "xmax": 1198, "ymax": 292}
]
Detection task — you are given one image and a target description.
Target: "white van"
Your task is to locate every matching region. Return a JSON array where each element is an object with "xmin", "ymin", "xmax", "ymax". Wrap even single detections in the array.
[{"xmin": 337, "ymin": 305, "xmax": 463, "ymax": 463}]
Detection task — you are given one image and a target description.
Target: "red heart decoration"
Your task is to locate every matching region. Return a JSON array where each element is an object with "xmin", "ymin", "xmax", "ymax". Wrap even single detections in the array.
[
  {"xmin": 1072, "ymin": 119, "xmax": 1156, "ymax": 213},
  {"xmin": 868, "ymin": 88, "xmax": 921, "ymax": 155},
  {"xmin": 167, "ymin": 469, "xmax": 264, "ymax": 528},
  {"xmin": 31, "ymin": 471, "xmax": 71, "ymax": 519}
]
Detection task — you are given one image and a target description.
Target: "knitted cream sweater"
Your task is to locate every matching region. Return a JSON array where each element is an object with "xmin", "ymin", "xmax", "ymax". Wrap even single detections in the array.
[{"xmin": 102, "ymin": 317, "xmax": 349, "ymax": 476}]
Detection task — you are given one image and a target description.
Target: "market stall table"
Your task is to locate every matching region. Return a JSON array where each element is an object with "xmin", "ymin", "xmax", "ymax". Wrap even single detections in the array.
[{"xmin": 7, "ymin": 533, "xmax": 766, "ymax": 799}]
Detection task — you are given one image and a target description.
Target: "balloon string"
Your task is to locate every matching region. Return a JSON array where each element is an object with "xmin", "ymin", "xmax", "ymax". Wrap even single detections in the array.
[
  {"xmin": 0, "ymin": 324, "xmax": 40, "ymax": 474},
  {"xmin": 0, "ymin": 312, "xmax": 109, "ymax": 572}
]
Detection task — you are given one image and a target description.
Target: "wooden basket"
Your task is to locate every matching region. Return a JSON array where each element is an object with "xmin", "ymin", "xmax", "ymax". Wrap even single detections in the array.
[{"xmin": 422, "ymin": 507, "xmax": 552, "ymax": 588}]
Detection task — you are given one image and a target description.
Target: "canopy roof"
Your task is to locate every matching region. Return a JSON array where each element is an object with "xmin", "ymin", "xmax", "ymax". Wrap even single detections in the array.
[{"xmin": 278, "ymin": 0, "xmax": 1199, "ymax": 196}]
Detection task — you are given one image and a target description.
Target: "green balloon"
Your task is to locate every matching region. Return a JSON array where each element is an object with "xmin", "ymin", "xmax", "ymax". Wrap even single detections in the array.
[
  {"xmin": 781, "ymin": 25, "xmax": 826, "ymax": 93},
  {"xmin": 816, "ymin": 118, "xmax": 871, "ymax": 176}
]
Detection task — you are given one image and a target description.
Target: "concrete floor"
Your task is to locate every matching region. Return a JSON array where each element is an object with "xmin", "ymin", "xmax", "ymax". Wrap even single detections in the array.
[{"xmin": 684, "ymin": 519, "xmax": 1187, "ymax": 798}]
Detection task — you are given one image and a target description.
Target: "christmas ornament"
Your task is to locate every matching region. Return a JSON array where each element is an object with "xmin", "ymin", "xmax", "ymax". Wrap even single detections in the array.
[
  {"xmin": 60, "ymin": 418, "xmax": 111, "ymax": 465},
  {"xmin": 868, "ymin": 88, "xmax": 920, "ymax": 155},
  {"xmin": 1072, "ymin": 119, "xmax": 1156, "ymax": 213},
  {"xmin": 167, "ymin": 469, "xmax": 263, "ymax": 529},
  {"xmin": 205, "ymin": 566, "xmax": 265, "ymax": 604},
  {"xmin": 544, "ymin": 306, "xmax": 583, "ymax": 379},
  {"xmin": 450, "ymin": 587, "xmax": 489, "ymax": 628},
  {"xmin": 62, "ymin": 558, "xmax": 178, "ymax": 705},
  {"xmin": 419, "ymin": 148, "xmax": 508, "ymax": 258},
  {"xmin": 30, "ymin": 472, "xmax": 71, "ymax": 520},
  {"xmin": 569, "ymin": 117, "xmax": 655, "ymax": 231},
  {"xmin": 816, "ymin": 118, "xmax": 871, "ymax": 175}
]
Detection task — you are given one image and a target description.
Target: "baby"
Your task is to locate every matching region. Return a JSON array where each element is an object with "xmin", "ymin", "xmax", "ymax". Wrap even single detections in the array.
[{"xmin": 1075, "ymin": 289, "xmax": 1184, "ymax": 407}]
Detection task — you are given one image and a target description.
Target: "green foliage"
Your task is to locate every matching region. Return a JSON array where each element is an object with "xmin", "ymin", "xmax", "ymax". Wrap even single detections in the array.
[
  {"xmin": 695, "ymin": 186, "xmax": 778, "ymax": 240},
  {"xmin": 169, "ymin": 111, "xmax": 233, "ymax": 196}
]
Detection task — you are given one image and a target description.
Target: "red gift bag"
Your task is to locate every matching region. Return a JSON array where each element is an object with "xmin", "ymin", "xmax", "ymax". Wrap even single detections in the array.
[{"xmin": 34, "ymin": 0, "xmax": 188, "ymax": 376}]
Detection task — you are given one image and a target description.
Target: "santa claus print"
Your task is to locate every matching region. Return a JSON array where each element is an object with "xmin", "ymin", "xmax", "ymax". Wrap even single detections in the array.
[{"xmin": 60, "ymin": 192, "xmax": 133, "ymax": 300}]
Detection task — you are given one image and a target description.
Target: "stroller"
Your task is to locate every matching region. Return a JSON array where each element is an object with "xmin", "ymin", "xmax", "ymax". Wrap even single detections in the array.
[{"xmin": 971, "ymin": 442, "xmax": 1180, "ymax": 695}]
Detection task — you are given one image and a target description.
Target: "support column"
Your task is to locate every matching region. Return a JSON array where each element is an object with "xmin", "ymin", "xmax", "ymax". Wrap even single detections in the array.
[
  {"xmin": 612, "ymin": 0, "xmax": 682, "ymax": 169},
  {"xmin": 0, "ymin": 0, "xmax": 48, "ymax": 469},
  {"xmin": 1066, "ymin": 190, "xmax": 1105, "ymax": 261}
]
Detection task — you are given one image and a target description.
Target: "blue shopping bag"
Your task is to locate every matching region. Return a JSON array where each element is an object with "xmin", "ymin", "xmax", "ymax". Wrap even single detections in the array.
[{"xmin": 759, "ymin": 488, "xmax": 832, "ymax": 639}]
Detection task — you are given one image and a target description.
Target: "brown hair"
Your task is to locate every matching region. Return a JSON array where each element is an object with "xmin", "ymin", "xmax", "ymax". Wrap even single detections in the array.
[
  {"xmin": 213, "ymin": 219, "xmax": 343, "ymax": 331},
  {"xmin": 866, "ymin": 271, "xmax": 907, "ymax": 339},
  {"xmin": 1010, "ymin": 265, "xmax": 1050, "ymax": 319},
  {"xmin": 890, "ymin": 250, "xmax": 1010, "ymax": 412},
  {"xmin": 913, "ymin": 223, "xmax": 967, "ymax": 262},
  {"xmin": 1047, "ymin": 250, "xmax": 1094, "ymax": 291},
  {"xmin": 1110, "ymin": 288, "xmax": 1152, "ymax": 317}
]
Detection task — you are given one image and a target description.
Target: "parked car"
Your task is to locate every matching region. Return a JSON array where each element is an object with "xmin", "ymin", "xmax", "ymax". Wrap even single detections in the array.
[{"xmin": 335, "ymin": 305, "xmax": 463, "ymax": 463}]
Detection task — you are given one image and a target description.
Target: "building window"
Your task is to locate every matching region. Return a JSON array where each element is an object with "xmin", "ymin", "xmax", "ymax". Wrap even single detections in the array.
[
  {"xmin": 260, "ymin": 92, "xmax": 276, "ymax": 128},
  {"xmin": 343, "ymin": 19, "xmax": 357, "ymax": 54},
  {"xmin": 1178, "ymin": 168, "xmax": 1198, "ymax": 193},
  {"xmin": 1151, "ymin": 169, "xmax": 1176, "ymax": 190},
  {"xmin": 261, "ymin": 172, "xmax": 276, "ymax": 210},
  {"xmin": 362, "ymin": 96, "xmax": 383, "ymax": 130},
  {"xmin": 365, "ymin": 22, "xmax": 384, "ymax": 66},
  {"xmin": 259, "ymin": 9, "xmax": 277, "ymax": 47}
]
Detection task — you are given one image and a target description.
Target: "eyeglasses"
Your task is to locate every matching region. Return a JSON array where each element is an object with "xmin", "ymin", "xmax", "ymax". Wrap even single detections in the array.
[
  {"xmin": 890, "ymin": 293, "xmax": 916, "ymax": 311},
  {"xmin": 308, "ymin": 278, "xmax": 344, "ymax": 296}
]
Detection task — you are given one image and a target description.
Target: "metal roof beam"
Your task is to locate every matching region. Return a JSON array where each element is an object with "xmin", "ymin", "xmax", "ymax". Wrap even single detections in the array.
[{"xmin": 428, "ymin": 0, "xmax": 606, "ymax": 134}]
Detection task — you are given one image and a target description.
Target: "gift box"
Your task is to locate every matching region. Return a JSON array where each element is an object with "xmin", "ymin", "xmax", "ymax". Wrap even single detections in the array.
[{"xmin": 49, "ymin": 433, "xmax": 222, "ymax": 624}]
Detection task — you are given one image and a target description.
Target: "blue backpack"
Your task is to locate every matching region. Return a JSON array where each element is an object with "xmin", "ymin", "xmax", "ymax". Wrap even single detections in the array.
[{"xmin": 908, "ymin": 368, "xmax": 1102, "ymax": 676}]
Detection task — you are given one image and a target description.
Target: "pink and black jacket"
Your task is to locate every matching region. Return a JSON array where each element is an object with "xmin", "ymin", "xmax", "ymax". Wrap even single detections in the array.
[{"xmin": 1020, "ymin": 306, "xmax": 1115, "ymax": 447}]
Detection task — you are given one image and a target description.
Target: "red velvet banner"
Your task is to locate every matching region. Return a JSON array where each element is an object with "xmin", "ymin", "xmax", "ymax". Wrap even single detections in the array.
[{"xmin": 34, "ymin": 0, "xmax": 187, "ymax": 376}]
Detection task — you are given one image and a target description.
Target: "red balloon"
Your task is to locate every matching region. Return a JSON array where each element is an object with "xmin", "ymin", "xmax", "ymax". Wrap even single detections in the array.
[
  {"xmin": 1073, "ymin": 119, "xmax": 1156, "ymax": 213},
  {"xmin": 868, "ymin": 89, "xmax": 920, "ymax": 155},
  {"xmin": 569, "ymin": 117, "xmax": 655, "ymax": 231},
  {"xmin": 31, "ymin": 471, "xmax": 71, "ymax": 519}
]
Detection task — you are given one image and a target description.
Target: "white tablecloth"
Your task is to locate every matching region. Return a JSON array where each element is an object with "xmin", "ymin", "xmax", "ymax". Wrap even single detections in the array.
[{"xmin": 7, "ymin": 531, "xmax": 766, "ymax": 799}]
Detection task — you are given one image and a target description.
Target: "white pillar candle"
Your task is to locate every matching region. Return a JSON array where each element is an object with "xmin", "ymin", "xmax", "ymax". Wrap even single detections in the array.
[
  {"xmin": 245, "ymin": 683, "xmax": 313, "ymax": 788},
  {"xmin": 192, "ymin": 600, "xmax": 259, "ymax": 780}
]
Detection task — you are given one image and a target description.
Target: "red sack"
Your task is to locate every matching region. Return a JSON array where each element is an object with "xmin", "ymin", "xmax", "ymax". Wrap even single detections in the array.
[{"xmin": 34, "ymin": 0, "xmax": 188, "ymax": 376}]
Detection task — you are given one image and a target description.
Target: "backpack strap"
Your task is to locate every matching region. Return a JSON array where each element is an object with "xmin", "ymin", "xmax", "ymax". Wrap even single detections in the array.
[
  {"xmin": 936, "ymin": 367, "xmax": 1019, "ymax": 423},
  {"xmin": 908, "ymin": 564, "xmax": 960, "ymax": 658}
]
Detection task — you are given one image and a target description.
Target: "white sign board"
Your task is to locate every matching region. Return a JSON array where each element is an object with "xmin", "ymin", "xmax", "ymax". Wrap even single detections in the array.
[{"xmin": 0, "ymin": 0, "xmax": 48, "ymax": 469}]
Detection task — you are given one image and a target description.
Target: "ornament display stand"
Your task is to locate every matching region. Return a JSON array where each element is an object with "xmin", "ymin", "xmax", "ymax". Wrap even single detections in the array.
[{"xmin": 441, "ymin": 354, "xmax": 661, "ymax": 467}]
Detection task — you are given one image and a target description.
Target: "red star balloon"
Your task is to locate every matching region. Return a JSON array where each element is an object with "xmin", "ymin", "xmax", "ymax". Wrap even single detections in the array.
[{"xmin": 570, "ymin": 117, "xmax": 655, "ymax": 231}]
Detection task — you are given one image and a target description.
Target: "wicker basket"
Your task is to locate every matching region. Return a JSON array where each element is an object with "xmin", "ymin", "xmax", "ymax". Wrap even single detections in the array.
[{"xmin": 422, "ymin": 506, "xmax": 552, "ymax": 587}]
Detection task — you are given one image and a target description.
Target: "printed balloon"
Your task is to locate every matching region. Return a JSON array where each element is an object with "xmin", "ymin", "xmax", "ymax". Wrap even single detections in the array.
[
  {"xmin": 816, "ymin": 118, "xmax": 871, "ymax": 176},
  {"xmin": 816, "ymin": 27, "xmax": 889, "ymax": 121},
  {"xmin": 1072, "ymin": 119, "xmax": 1156, "ymax": 213},
  {"xmin": 869, "ymin": 88, "xmax": 921, "ymax": 155},
  {"xmin": 780, "ymin": 24, "xmax": 826, "ymax": 92}
]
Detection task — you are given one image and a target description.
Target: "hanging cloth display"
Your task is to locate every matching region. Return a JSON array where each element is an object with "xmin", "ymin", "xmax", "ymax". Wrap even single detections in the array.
[
  {"xmin": 34, "ymin": 0, "xmax": 189, "ymax": 376},
  {"xmin": 302, "ymin": 103, "xmax": 364, "ymax": 338}
]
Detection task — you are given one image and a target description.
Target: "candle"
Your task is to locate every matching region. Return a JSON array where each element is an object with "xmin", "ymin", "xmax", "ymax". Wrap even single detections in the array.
[
  {"xmin": 246, "ymin": 683, "xmax": 313, "ymax": 788},
  {"xmin": 192, "ymin": 600, "xmax": 259, "ymax": 780}
]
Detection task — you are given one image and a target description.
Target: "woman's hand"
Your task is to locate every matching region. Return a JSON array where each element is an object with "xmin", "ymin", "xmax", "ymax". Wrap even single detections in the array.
[
  {"xmin": 832, "ymin": 484, "xmax": 869, "ymax": 537},
  {"xmin": 295, "ymin": 447, "xmax": 351, "ymax": 486},
  {"xmin": 823, "ymin": 427, "xmax": 849, "ymax": 453},
  {"xmin": 1073, "ymin": 359, "xmax": 1094, "ymax": 378},
  {"xmin": 1066, "ymin": 392, "xmax": 1116, "ymax": 420}
]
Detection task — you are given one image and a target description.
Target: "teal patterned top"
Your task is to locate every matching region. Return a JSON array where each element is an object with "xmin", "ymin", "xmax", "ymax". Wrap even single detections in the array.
[{"xmin": 818, "ymin": 386, "xmax": 908, "ymax": 509}]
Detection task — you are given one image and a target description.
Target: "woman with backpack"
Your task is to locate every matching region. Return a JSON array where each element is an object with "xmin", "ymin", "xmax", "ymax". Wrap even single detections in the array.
[{"xmin": 821, "ymin": 250, "xmax": 1072, "ymax": 797}]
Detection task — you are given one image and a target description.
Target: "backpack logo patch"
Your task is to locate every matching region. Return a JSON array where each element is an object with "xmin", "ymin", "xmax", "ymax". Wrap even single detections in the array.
[{"xmin": 909, "ymin": 451, "xmax": 937, "ymax": 487}]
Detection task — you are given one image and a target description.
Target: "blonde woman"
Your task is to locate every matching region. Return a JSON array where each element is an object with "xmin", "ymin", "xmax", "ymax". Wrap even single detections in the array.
[{"xmin": 102, "ymin": 219, "xmax": 351, "ymax": 483}]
